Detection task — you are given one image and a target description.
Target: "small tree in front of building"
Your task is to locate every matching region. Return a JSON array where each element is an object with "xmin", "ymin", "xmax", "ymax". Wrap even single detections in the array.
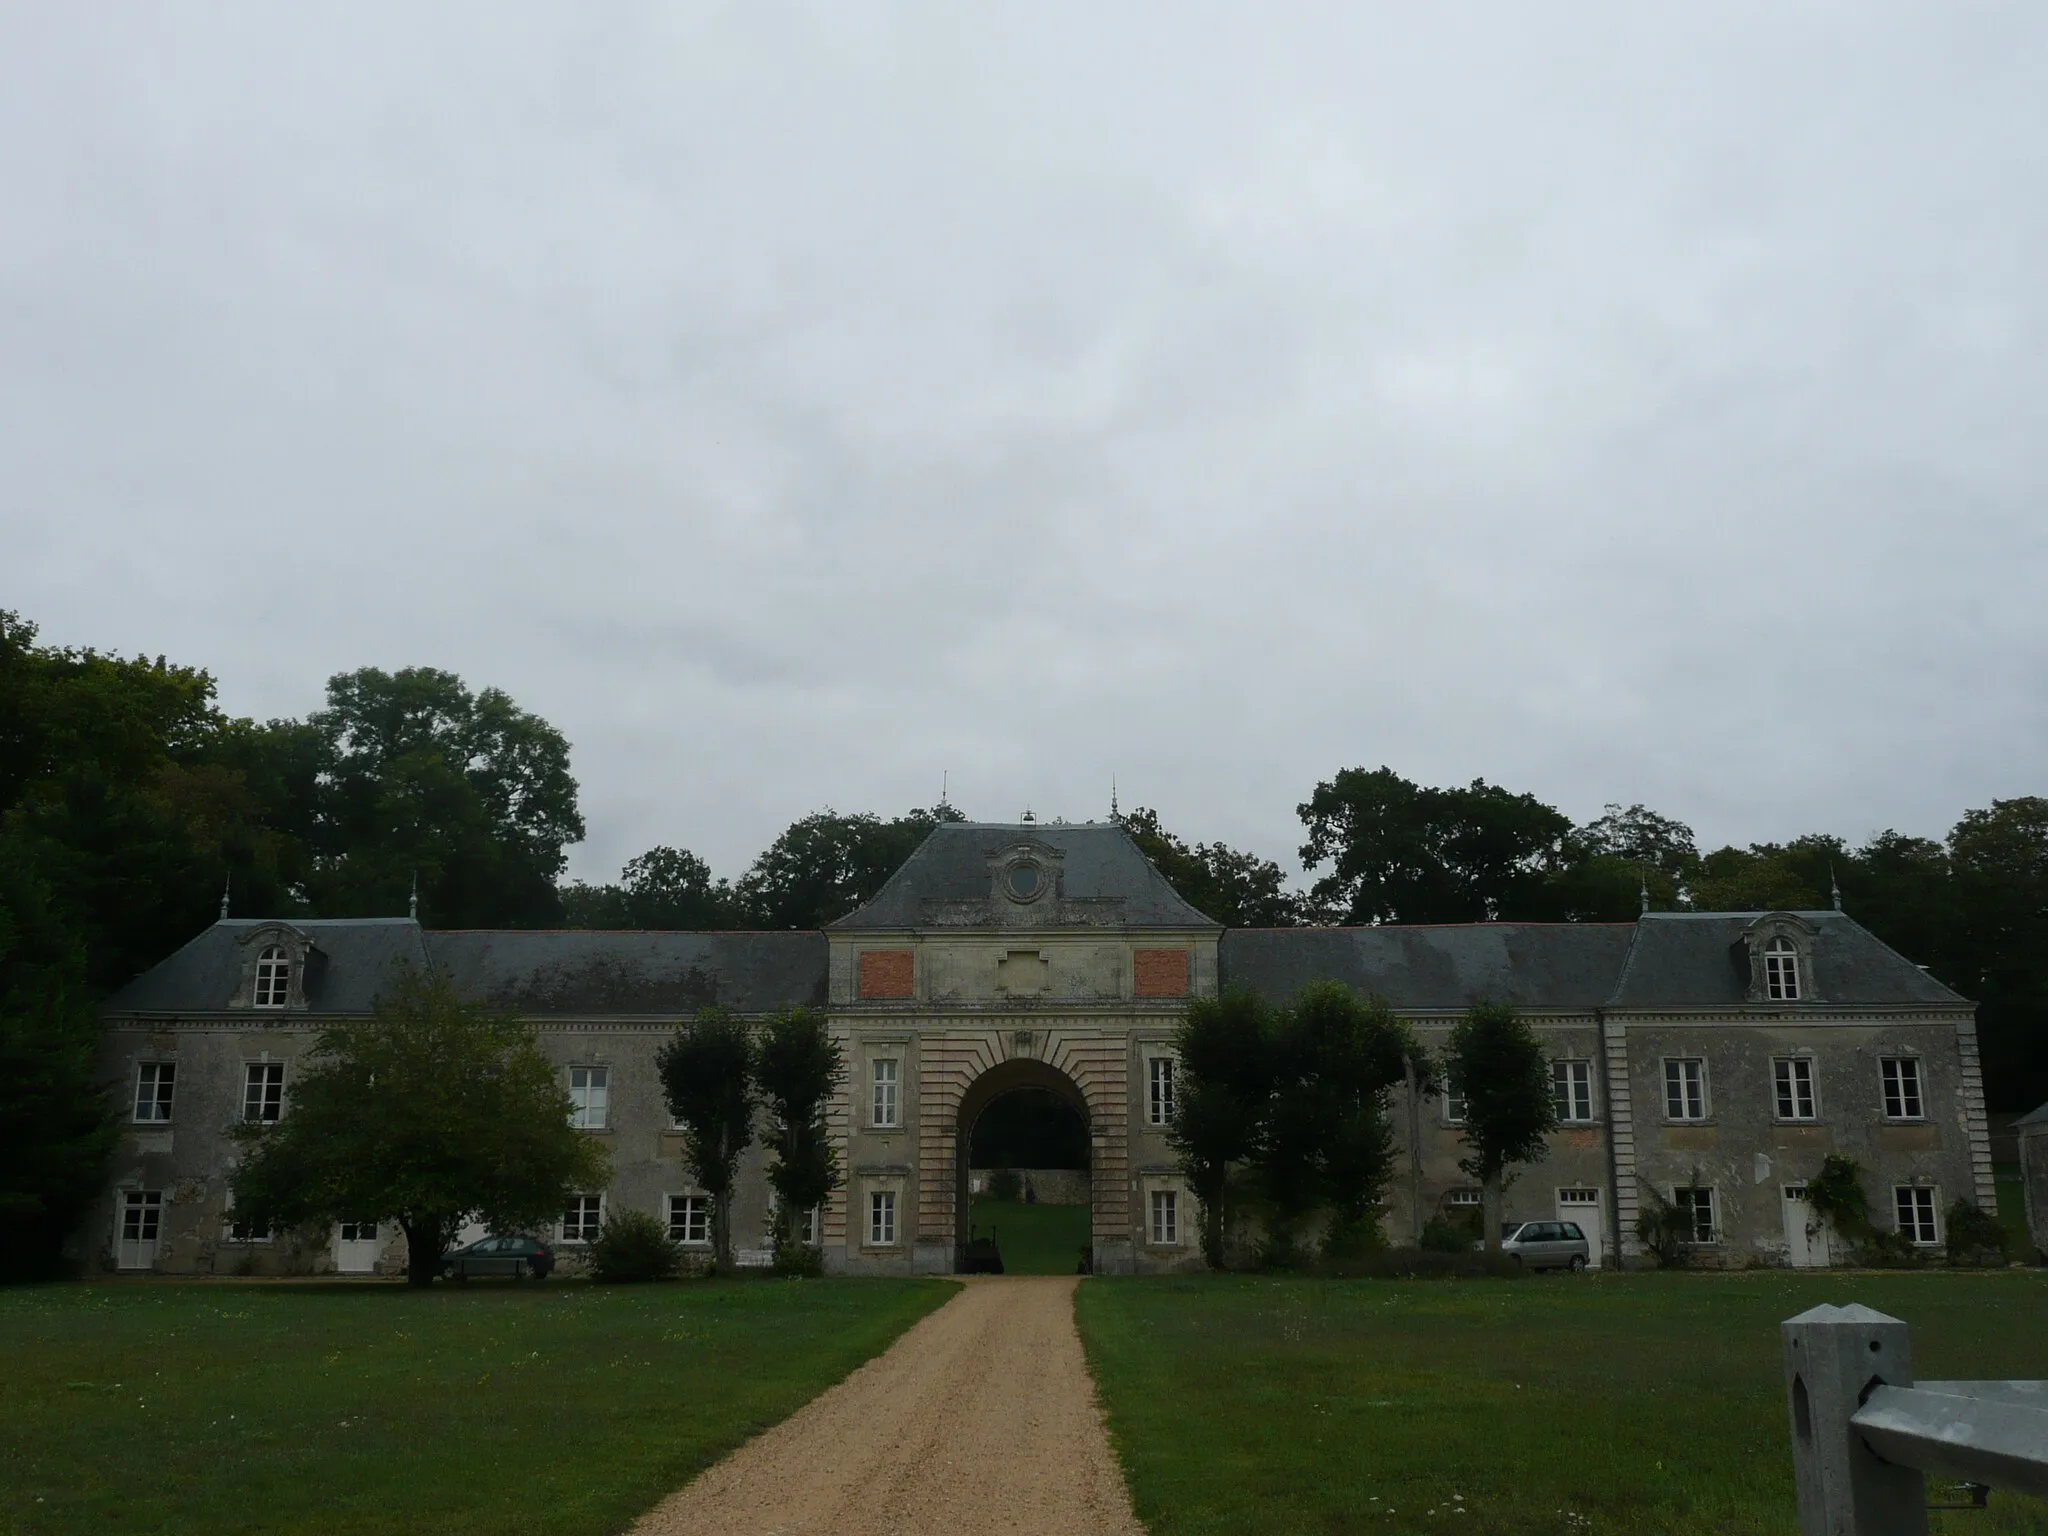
[
  {"xmin": 1443, "ymin": 999, "xmax": 1556, "ymax": 1257},
  {"xmin": 753, "ymin": 1005, "xmax": 843, "ymax": 1268},
  {"xmin": 656, "ymin": 1006, "xmax": 756, "ymax": 1272},
  {"xmin": 229, "ymin": 965, "xmax": 609, "ymax": 1286},
  {"xmin": 1168, "ymin": 988, "xmax": 1275, "ymax": 1268}
]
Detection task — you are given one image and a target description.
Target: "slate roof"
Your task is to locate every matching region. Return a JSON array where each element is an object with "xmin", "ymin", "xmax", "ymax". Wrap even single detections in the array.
[
  {"xmin": 103, "ymin": 918, "xmax": 432, "ymax": 1015},
  {"xmin": 1605, "ymin": 912, "xmax": 1967, "ymax": 1008},
  {"xmin": 2014, "ymin": 1102, "xmax": 2048, "ymax": 1130},
  {"xmin": 426, "ymin": 930, "xmax": 826, "ymax": 1015},
  {"xmin": 829, "ymin": 822, "xmax": 1221, "ymax": 931},
  {"xmin": 1222, "ymin": 924, "xmax": 1637, "ymax": 1010}
]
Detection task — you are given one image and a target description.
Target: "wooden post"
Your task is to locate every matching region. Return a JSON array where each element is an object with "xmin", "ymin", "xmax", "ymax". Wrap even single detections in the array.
[{"xmin": 1782, "ymin": 1304, "xmax": 1925, "ymax": 1536}]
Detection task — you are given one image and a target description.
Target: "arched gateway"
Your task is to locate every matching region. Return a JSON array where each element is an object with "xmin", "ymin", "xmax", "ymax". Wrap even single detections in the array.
[{"xmin": 819, "ymin": 822, "xmax": 1220, "ymax": 1276}]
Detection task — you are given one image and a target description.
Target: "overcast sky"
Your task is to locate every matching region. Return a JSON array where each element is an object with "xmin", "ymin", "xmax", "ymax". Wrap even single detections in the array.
[{"xmin": 4, "ymin": 4, "xmax": 2044, "ymax": 887}]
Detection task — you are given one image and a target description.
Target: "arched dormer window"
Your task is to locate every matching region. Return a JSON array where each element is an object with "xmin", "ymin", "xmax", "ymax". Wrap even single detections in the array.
[
  {"xmin": 253, "ymin": 946, "xmax": 292, "ymax": 1009},
  {"xmin": 1763, "ymin": 936, "xmax": 1800, "ymax": 1001}
]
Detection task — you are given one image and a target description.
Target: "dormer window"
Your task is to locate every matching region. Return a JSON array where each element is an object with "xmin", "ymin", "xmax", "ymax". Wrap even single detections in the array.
[
  {"xmin": 1763, "ymin": 937, "xmax": 1801, "ymax": 1001},
  {"xmin": 253, "ymin": 946, "xmax": 292, "ymax": 1008}
]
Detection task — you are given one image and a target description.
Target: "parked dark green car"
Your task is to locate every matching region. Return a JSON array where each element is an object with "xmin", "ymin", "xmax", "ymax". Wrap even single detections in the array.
[{"xmin": 439, "ymin": 1234, "xmax": 554, "ymax": 1280}]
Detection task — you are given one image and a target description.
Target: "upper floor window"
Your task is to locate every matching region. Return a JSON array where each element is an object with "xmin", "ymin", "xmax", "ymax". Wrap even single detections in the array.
[
  {"xmin": 1147, "ymin": 1057, "xmax": 1176, "ymax": 1126},
  {"xmin": 1763, "ymin": 937, "xmax": 1801, "ymax": 1001},
  {"xmin": 243, "ymin": 1062, "xmax": 284, "ymax": 1123},
  {"xmin": 1881, "ymin": 1057, "xmax": 1925, "ymax": 1119},
  {"xmin": 1551, "ymin": 1060, "xmax": 1594, "ymax": 1123},
  {"xmin": 1773, "ymin": 1057, "xmax": 1817, "ymax": 1121},
  {"xmin": 872, "ymin": 1059, "xmax": 900, "ymax": 1129},
  {"xmin": 1663, "ymin": 1058, "xmax": 1708, "ymax": 1121},
  {"xmin": 134, "ymin": 1062, "xmax": 175, "ymax": 1123},
  {"xmin": 1442, "ymin": 1084, "xmax": 1468, "ymax": 1124},
  {"xmin": 253, "ymin": 946, "xmax": 292, "ymax": 1008},
  {"xmin": 569, "ymin": 1066, "xmax": 609, "ymax": 1129}
]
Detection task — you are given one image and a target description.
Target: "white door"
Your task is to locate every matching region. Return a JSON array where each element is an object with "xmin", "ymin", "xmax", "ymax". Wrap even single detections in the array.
[
  {"xmin": 1782, "ymin": 1185, "xmax": 1829, "ymax": 1268},
  {"xmin": 334, "ymin": 1221, "xmax": 382, "ymax": 1274},
  {"xmin": 1557, "ymin": 1189, "xmax": 1603, "ymax": 1269},
  {"xmin": 117, "ymin": 1191, "xmax": 162, "ymax": 1270}
]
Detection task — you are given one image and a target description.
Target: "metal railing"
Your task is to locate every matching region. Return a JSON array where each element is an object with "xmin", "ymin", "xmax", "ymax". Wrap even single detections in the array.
[{"xmin": 1782, "ymin": 1303, "xmax": 2048, "ymax": 1534}]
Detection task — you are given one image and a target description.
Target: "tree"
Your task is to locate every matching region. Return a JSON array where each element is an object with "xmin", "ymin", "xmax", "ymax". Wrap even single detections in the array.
[
  {"xmin": 1947, "ymin": 797, "xmax": 2048, "ymax": 1111},
  {"xmin": 1443, "ymin": 1000, "xmax": 1557, "ymax": 1256},
  {"xmin": 559, "ymin": 845, "xmax": 746, "ymax": 930},
  {"xmin": 1298, "ymin": 767, "xmax": 1574, "ymax": 924},
  {"xmin": 1168, "ymin": 989, "xmax": 1276, "ymax": 1268},
  {"xmin": 1258, "ymin": 982, "xmax": 1418, "ymax": 1258},
  {"xmin": 736, "ymin": 804, "xmax": 964, "ymax": 929},
  {"xmin": 228, "ymin": 965, "xmax": 608, "ymax": 1285},
  {"xmin": 753, "ymin": 1006, "xmax": 843, "ymax": 1259},
  {"xmin": 303, "ymin": 667, "xmax": 584, "ymax": 927},
  {"xmin": 656, "ymin": 1008, "xmax": 756, "ymax": 1270},
  {"xmin": 1117, "ymin": 807, "xmax": 1305, "ymax": 926},
  {"xmin": 1550, "ymin": 803, "xmax": 1700, "ymax": 919},
  {"xmin": 0, "ymin": 844, "xmax": 119, "ymax": 1280}
]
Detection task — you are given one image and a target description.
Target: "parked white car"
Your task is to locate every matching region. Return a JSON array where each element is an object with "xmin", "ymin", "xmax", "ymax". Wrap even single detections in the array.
[{"xmin": 1478, "ymin": 1220, "xmax": 1591, "ymax": 1271}]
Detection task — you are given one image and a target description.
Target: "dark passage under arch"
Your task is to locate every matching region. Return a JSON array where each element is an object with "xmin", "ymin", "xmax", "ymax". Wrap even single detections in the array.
[{"xmin": 954, "ymin": 1059, "xmax": 1092, "ymax": 1272}]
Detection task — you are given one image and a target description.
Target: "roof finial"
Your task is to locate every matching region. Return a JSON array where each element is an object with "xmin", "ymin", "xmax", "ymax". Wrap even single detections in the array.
[
  {"xmin": 220, "ymin": 874, "xmax": 231, "ymax": 921},
  {"xmin": 1639, "ymin": 869, "xmax": 1651, "ymax": 916},
  {"xmin": 939, "ymin": 769, "xmax": 949, "ymax": 811},
  {"xmin": 408, "ymin": 870, "xmax": 419, "ymax": 922},
  {"xmin": 1830, "ymin": 864, "xmax": 1843, "ymax": 913},
  {"xmin": 1110, "ymin": 776, "xmax": 1119, "ymax": 822}
]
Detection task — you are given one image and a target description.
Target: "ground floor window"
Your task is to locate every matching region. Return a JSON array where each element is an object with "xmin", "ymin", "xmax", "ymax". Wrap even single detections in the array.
[
  {"xmin": 1149, "ymin": 1189, "xmax": 1178, "ymax": 1246},
  {"xmin": 1894, "ymin": 1186, "xmax": 1940, "ymax": 1246},
  {"xmin": 668, "ymin": 1194, "xmax": 710, "ymax": 1245},
  {"xmin": 338, "ymin": 1220, "xmax": 378, "ymax": 1243},
  {"xmin": 227, "ymin": 1213, "xmax": 271, "ymax": 1243},
  {"xmin": 1673, "ymin": 1186, "xmax": 1717, "ymax": 1243},
  {"xmin": 118, "ymin": 1191, "xmax": 162, "ymax": 1268},
  {"xmin": 562, "ymin": 1194, "xmax": 604, "ymax": 1243},
  {"xmin": 868, "ymin": 1190, "xmax": 896, "ymax": 1246}
]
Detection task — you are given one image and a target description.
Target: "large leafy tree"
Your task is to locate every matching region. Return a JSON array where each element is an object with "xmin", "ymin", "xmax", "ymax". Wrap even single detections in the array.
[
  {"xmin": 559, "ymin": 845, "xmax": 747, "ymax": 929},
  {"xmin": 303, "ymin": 667, "xmax": 583, "ymax": 928},
  {"xmin": 1117, "ymin": 807, "xmax": 1305, "ymax": 926},
  {"xmin": 1168, "ymin": 989, "xmax": 1275, "ymax": 1268},
  {"xmin": 228, "ymin": 966, "xmax": 609, "ymax": 1285},
  {"xmin": 1298, "ymin": 767, "xmax": 1574, "ymax": 924},
  {"xmin": 1443, "ymin": 1000, "xmax": 1557, "ymax": 1256},
  {"xmin": 737, "ymin": 803, "xmax": 964, "ymax": 929},
  {"xmin": 1947, "ymin": 798, "xmax": 2048, "ymax": 1110},
  {"xmin": 656, "ymin": 1008, "xmax": 757, "ymax": 1270},
  {"xmin": 753, "ymin": 1007, "xmax": 843, "ymax": 1256}
]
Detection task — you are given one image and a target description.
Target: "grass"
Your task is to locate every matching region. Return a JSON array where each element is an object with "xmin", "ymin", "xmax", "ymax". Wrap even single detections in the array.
[
  {"xmin": 1, "ymin": 1276, "xmax": 952, "ymax": 1536},
  {"xmin": 968, "ymin": 1198, "xmax": 1091, "ymax": 1275},
  {"xmin": 1078, "ymin": 1270, "xmax": 2048, "ymax": 1536}
]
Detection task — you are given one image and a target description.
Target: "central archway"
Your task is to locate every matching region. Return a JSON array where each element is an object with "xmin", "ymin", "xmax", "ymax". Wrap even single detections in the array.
[{"xmin": 954, "ymin": 1058, "xmax": 1091, "ymax": 1273}]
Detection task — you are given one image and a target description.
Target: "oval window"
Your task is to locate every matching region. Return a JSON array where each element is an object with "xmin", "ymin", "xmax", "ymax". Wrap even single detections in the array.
[{"xmin": 1007, "ymin": 863, "xmax": 1041, "ymax": 900}]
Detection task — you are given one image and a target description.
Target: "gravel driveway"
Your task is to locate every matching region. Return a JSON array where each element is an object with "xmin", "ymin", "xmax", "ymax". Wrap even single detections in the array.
[{"xmin": 630, "ymin": 1275, "xmax": 1144, "ymax": 1536}]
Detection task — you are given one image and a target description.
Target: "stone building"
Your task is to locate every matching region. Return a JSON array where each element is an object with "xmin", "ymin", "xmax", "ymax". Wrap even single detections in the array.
[{"xmin": 93, "ymin": 821, "xmax": 1995, "ymax": 1276}]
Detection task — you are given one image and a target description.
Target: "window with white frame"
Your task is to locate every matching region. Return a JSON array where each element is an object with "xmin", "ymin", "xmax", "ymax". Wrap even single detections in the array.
[
  {"xmin": 868, "ymin": 1189, "xmax": 896, "ymax": 1245},
  {"xmin": 1762, "ymin": 936, "xmax": 1802, "ymax": 1001},
  {"xmin": 1773, "ymin": 1057, "xmax": 1817, "ymax": 1121},
  {"xmin": 226, "ymin": 1204, "xmax": 271, "ymax": 1243},
  {"xmin": 243, "ymin": 1061, "xmax": 284, "ymax": 1123},
  {"xmin": 1551, "ymin": 1059, "xmax": 1594, "ymax": 1122},
  {"xmin": 133, "ymin": 1062, "xmax": 175, "ymax": 1123},
  {"xmin": 569, "ymin": 1065, "xmax": 609, "ymax": 1129},
  {"xmin": 253, "ymin": 945, "xmax": 292, "ymax": 1008},
  {"xmin": 338, "ymin": 1220, "xmax": 377, "ymax": 1243},
  {"xmin": 1880, "ymin": 1057, "xmax": 1925, "ymax": 1119},
  {"xmin": 1150, "ymin": 1189, "xmax": 1179, "ymax": 1246},
  {"xmin": 871, "ymin": 1058, "xmax": 900, "ymax": 1129},
  {"xmin": 562, "ymin": 1194, "xmax": 603, "ymax": 1243},
  {"xmin": 1147, "ymin": 1056, "xmax": 1176, "ymax": 1126},
  {"xmin": 1663, "ymin": 1058, "xmax": 1707, "ymax": 1121},
  {"xmin": 1442, "ymin": 1083, "xmax": 1468, "ymax": 1123},
  {"xmin": 798, "ymin": 1206, "xmax": 819, "ymax": 1245},
  {"xmin": 1894, "ymin": 1186, "xmax": 1939, "ymax": 1246},
  {"xmin": 1445, "ymin": 1189, "xmax": 1482, "ymax": 1209},
  {"xmin": 668, "ymin": 1194, "xmax": 709, "ymax": 1245},
  {"xmin": 1673, "ymin": 1185, "xmax": 1717, "ymax": 1243},
  {"xmin": 118, "ymin": 1190, "xmax": 162, "ymax": 1266}
]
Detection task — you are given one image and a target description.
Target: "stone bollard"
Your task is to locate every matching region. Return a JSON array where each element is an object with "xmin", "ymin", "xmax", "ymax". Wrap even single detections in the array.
[{"xmin": 1782, "ymin": 1304, "xmax": 1925, "ymax": 1536}]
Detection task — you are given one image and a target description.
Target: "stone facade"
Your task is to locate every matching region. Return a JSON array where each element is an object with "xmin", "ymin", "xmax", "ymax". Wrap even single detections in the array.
[{"xmin": 90, "ymin": 823, "xmax": 1995, "ymax": 1276}]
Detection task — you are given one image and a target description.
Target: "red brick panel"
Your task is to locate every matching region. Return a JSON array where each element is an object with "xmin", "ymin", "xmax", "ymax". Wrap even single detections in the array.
[
  {"xmin": 858, "ymin": 948, "xmax": 915, "ymax": 999},
  {"xmin": 1132, "ymin": 948, "xmax": 1189, "ymax": 998}
]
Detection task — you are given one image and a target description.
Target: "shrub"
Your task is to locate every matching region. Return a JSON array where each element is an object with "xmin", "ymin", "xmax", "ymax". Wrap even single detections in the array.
[
  {"xmin": 986, "ymin": 1168, "xmax": 1022, "ymax": 1202},
  {"xmin": 1634, "ymin": 1188, "xmax": 1694, "ymax": 1268},
  {"xmin": 1944, "ymin": 1200, "xmax": 2009, "ymax": 1267},
  {"xmin": 1806, "ymin": 1155, "xmax": 1871, "ymax": 1239},
  {"xmin": 1419, "ymin": 1215, "xmax": 1477, "ymax": 1253},
  {"xmin": 771, "ymin": 1239, "xmax": 825, "ymax": 1278},
  {"xmin": 588, "ymin": 1209, "xmax": 681, "ymax": 1282}
]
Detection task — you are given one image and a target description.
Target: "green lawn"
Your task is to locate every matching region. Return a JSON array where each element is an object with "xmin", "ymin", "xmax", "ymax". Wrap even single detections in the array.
[
  {"xmin": 1, "ymin": 1277, "xmax": 952, "ymax": 1536},
  {"xmin": 969, "ymin": 1198, "xmax": 1091, "ymax": 1275},
  {"xmin": 1078, "ymin": 1271, "xmax": 2048, "ymax": 1536}
]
